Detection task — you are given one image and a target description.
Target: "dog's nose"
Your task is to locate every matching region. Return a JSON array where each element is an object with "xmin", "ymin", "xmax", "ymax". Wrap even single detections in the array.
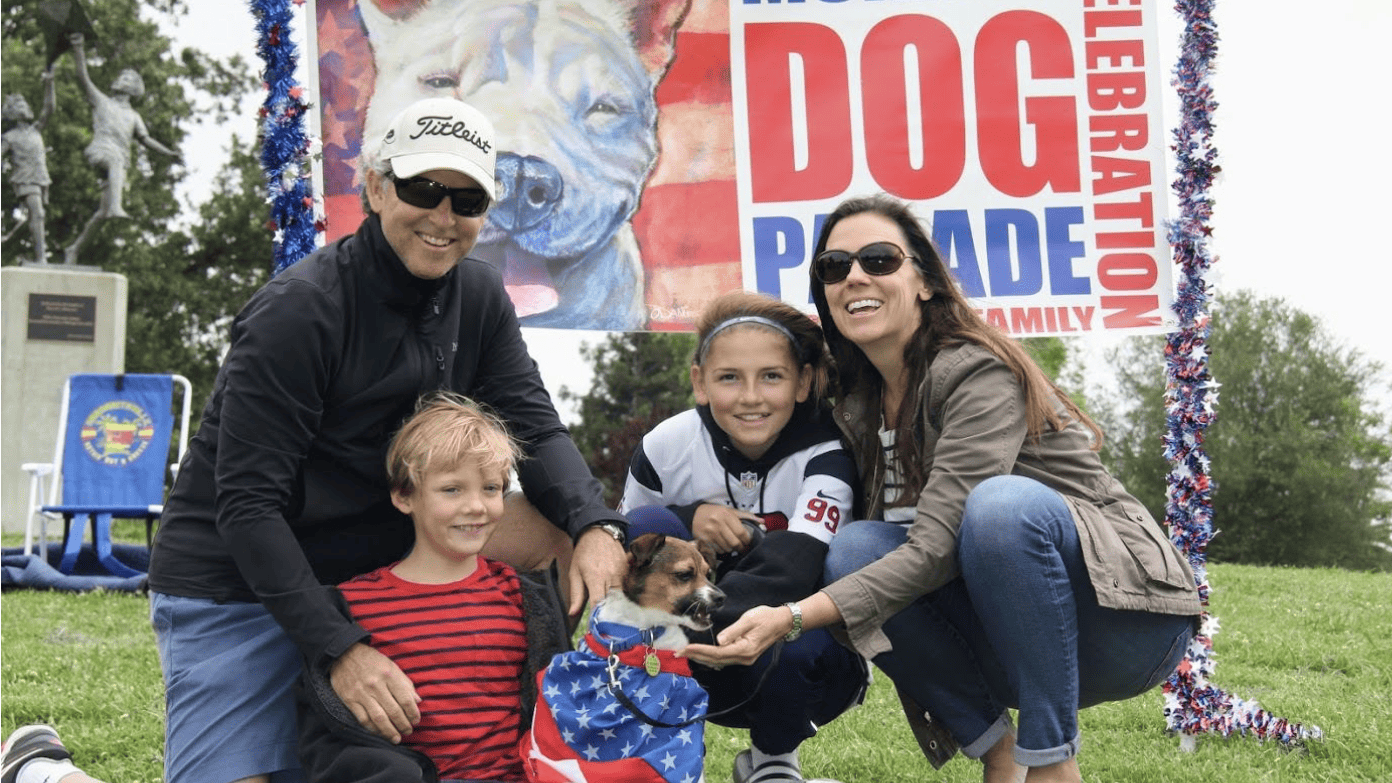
[
  {"xmin": 493, "ymin": 153, "xmax": 564, "ymax": 231},
  {"xmin": 707, "ymin": 585, "xmax": 726, "ymax": 610}
]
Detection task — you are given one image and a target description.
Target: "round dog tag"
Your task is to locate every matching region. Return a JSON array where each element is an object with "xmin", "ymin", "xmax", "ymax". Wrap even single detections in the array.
[{"xmin": 644, "ymin": 652, "xmax": 661, "ymax": 677}]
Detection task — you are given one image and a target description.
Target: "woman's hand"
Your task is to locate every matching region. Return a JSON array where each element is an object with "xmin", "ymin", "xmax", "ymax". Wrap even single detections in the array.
[
  {"xmin": 680, "ymin": 604, "xmax": 794, "ymax": 667},
  {"xmin": 682, "ymin": 592, "xmax": 842, "ymax": 667},
  {"xmin": 692, "ymin": 504, "xmax": 760, "ymax": 554}
]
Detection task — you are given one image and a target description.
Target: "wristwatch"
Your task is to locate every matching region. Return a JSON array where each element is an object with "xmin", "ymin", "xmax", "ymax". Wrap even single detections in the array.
[
  {"xmin": 592, "ymin": 522, "xmax": 626, "ymax": 546},
  {"xmin": 783, "ymin": 602, "xmax": 803, "ymax": 642}
]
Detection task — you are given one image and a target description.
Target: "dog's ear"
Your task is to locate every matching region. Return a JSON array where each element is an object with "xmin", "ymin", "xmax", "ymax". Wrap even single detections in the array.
[
  {"xmin": 627, "ymin": 533, "xmax": 667, "ymax": 570},
  {"xmin": 623, "ymin": 533, "xmax": 667, "ymax": 601},
  {"xmin": 694, "ymin": 538, "xmax": 719, "ymax": 575},
  {"xmin": 623, "ymin": 0, "xmax": 692, "ymax": 77}
]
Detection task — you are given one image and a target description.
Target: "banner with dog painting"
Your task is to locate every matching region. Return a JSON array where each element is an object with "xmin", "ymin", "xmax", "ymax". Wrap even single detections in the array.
[{"xmin": 309, "ymin": 0, "xmax": 1172, "ymax": 335}]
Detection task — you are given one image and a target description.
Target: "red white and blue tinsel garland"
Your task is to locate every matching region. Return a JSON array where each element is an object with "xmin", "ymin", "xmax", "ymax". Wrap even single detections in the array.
[
  {"xmin": 1160, "ymin": 0, "xmax": 1319, "ymax": 750},
  {"xmin": 252, "ymin": 0, "xmax": 321, "ymax": 275}
]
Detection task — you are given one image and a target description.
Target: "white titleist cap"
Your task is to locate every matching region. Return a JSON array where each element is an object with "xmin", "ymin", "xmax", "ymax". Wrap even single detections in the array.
[{"xmin": 379, "ymin": 98, "xmax": 497, "ymax": 200}]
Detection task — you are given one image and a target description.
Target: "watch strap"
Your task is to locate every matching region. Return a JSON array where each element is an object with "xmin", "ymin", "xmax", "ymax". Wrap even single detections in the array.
[{"xmin": 783, "ymin": 601, "xmax": 803, "ymax": 642}]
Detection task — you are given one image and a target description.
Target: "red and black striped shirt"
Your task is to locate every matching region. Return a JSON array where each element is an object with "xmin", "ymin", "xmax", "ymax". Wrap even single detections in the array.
[{"xmin": 340, "ymin": 558, "xmax": 527, "ymax": 781}]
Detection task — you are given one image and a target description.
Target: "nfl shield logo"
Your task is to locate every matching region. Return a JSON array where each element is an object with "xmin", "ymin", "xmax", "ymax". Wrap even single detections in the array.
[{"xmin": 739, "ymin": 471, "xmax": 757, "ymax": 491}]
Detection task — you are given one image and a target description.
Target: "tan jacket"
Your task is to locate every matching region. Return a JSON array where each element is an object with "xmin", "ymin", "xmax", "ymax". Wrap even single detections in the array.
[
  {"xmin": 821, "ymin": 342, "xmax": 1200, "ymax": 767},
  {"xmin": 823, "ymin": 343, "xmax": 1199, "ymax": 658}
]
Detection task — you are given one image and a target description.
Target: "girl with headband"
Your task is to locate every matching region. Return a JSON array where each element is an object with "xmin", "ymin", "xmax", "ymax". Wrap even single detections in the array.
[{"xmin": 620, "ymin": 291, "xmax": 866, "ymax": 783}]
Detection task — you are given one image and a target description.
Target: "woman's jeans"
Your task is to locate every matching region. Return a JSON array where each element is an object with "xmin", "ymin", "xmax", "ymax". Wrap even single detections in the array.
[
  {"xmin": 825, "ymin": 475, "xmax": 1194, "ymax": 766},
  {"xmin": 627, "ymin": 505, "xmax": 870, "ymax": 754}
]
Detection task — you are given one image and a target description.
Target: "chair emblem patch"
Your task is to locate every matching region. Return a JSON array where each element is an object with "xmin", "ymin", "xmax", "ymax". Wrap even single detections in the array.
[{"xmin": 80, "ymin": 400, "xmax": 156, "ymax": 466}]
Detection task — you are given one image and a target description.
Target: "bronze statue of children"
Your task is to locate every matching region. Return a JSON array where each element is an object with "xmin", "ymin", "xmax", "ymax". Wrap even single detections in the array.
[
  {"xmin": 69, "ymin": 32, "xmax": 179, "ymax": 220},
  {"xmin": 2, "ymin": 70, "xmax": 56, "ymax": 264}
]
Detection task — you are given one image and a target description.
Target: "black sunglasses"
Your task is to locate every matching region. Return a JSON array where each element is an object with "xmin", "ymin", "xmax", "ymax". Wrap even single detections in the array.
[
  {"xmin": 389, "ymin": 174, "xmax": 491, "ymax": 217},
  {"xmin": 812, "ymin": 241, "xmax": 915, "ymax": 284}
]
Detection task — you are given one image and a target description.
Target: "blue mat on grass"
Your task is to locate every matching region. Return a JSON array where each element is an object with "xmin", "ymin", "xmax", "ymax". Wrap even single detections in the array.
[{"xmin": 2, "ymin": 543, "xmax": 149, "ymax": 593}]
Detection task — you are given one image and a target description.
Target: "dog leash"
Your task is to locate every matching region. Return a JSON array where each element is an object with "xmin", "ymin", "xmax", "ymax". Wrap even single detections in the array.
[{"xmin": 596, "ymin": 634, "xmax": 785, "ymax": 730}]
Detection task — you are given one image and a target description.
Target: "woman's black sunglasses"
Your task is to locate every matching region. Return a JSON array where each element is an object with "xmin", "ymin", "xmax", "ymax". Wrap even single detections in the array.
[
  {"xmin": 390, "ymin": 174, "xmax": 491, "ymax": 217},
  {"xmin": 812, "ymin": 241, "xmax": 915, "ymax": 284}
]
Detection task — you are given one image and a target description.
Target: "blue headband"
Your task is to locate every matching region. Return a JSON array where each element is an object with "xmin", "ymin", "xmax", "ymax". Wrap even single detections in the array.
[{"xmin": 696, "ymin": 316, "xmax": 799, "ymax": 363}]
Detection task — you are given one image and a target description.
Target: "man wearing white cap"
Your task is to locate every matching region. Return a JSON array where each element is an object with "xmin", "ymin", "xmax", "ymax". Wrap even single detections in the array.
[{"xmin": 144, "ymin": 99, "xmax": 628, "ymax": 783}]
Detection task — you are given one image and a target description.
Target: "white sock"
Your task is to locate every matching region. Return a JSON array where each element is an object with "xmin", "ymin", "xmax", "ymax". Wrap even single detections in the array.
[
  {"xmin": 17, "ymin": 758, "xmax": 81, "ymax": 783},
  {"xmin": 750, "ymin": 745, "xmax": 800, "ymax": 778}
]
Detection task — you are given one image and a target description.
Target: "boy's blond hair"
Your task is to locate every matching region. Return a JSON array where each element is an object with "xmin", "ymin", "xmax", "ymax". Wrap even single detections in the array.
[{"xmin": 386, "ymin": 392, "xmax": 522, "ymax": 496}]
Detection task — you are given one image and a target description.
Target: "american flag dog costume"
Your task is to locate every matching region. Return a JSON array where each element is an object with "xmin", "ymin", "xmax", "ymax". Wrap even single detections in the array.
[{"xmin": 524, "ymin": 607, "xmax": 709, "ymax": 783}]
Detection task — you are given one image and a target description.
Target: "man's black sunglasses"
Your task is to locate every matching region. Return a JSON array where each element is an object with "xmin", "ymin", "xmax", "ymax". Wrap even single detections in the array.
[
  {"xmin": 389, "ymin": 174, "xmax": 491, "ymax": 217},
  {"xmin": 812, "ymin": 241, "xmax": 915, "ymax": 284}
]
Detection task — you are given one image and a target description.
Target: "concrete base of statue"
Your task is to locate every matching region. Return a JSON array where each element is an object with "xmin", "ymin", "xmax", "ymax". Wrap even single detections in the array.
[{"xmin": 1, "ymin": 264, "xmax": 128, "ymax": 534}]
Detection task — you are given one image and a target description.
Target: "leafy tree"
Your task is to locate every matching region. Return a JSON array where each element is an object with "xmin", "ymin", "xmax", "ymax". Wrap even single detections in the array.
[
  {"xmin": 135, "ymin": 139, "xmax": 273, "ymax": 398},
  {"xmin": 1100, "ymin": 290, "xmax": 1392, "ymax": 571},
  {"xmin": 1023, "ymin": 336, "xmax": 1067, "ymax": 379},
  {"xmin": 560, "ymin": 332, "xmax": 697, "ymax": 506},
  {"xmin": 3, "ymin": 0, "xmax": 263, "ymax": 405}
]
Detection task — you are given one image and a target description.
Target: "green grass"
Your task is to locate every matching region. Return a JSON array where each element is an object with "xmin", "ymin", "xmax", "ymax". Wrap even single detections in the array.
[{"xmin": 3, "ymin": 561, "xmax": 1389, "ymax": 782}]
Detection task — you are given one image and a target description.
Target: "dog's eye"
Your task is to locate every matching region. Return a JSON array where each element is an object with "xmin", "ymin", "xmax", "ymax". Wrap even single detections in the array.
[
  {"xmin": 674, "ymin": 569, "xmax": 695, "ymax": 583},
  {"xmin": 586, "ymin": 98, "xmax": 620, "ymax": 117},
  {"xmin": 420, "ymin": 73, "xmax": 459, "ymax": 90}
]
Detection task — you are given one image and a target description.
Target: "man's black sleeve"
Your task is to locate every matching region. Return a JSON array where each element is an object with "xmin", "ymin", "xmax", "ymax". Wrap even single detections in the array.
[{"xmin": 458, "ymin": 260, "xmax": 626, "ymax": 540}]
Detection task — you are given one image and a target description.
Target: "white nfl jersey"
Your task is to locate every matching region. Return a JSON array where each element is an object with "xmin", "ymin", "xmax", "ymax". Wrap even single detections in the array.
[{"xmin": 620, "ymin": 409, "xmax": 855, "ymax": 544}]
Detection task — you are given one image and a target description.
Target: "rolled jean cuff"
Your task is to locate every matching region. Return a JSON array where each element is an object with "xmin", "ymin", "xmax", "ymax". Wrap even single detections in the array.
[
  {"xmin": 1014, "ymin": 730, "xmax": 1081, "ymax": 767},
  {"xmin": 961, "ymin": 711, "xmax": 1014, "ymax": 759}
]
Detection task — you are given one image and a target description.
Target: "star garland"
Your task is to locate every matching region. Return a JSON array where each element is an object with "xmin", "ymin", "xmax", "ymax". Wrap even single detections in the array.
[
  {"xmin": 252, "ymin": 0, "xmax": 322, "ymax": 275},
  {"xmin": 1160, "ymin": 0, "xmax": 1320, "ymax": 749}
]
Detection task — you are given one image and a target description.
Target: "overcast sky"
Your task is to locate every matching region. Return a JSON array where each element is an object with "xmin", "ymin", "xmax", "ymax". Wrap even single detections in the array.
[{"xmin": 162, "ymin": 1, "xmax": 1392, "ymax": 418}]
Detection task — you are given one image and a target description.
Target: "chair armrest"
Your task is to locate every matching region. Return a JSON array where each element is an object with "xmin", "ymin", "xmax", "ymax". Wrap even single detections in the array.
[
  {"xmin": 22, "ymin": 463, "xmax": 56, "ymax": 556},
  {"xmin": 20, "ymin": 462, "xmax": 55, "ymax": 477}
]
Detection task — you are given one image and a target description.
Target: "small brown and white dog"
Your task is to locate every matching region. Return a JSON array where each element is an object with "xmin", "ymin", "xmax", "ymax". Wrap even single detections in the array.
[
  {"xmin": 524, "ymin": 534, "xmax": 723, "ymax": 782},
  {"xmin": 611, "ymin": 533, "xmax": 725, "ymax": 644}
]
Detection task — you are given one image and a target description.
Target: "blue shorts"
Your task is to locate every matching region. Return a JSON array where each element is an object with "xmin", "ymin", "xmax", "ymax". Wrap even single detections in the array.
[{"xmin": 150, "ymin": 592, "xmax": 308, "ymax": 783}]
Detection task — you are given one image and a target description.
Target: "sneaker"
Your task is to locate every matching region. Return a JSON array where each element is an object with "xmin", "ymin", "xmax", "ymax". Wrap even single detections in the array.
[
  {"xmin": 1, "ymin": 725, "xmax": 72, "ymax": 783},
  {"xmin": 731, "ymin": 748, "xmax": 845, "ymax": 783}
]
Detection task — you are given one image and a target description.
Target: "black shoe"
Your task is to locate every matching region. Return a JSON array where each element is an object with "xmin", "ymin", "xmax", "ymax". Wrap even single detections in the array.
[{"xmin": 2, "ymin": 725, "xmax": 72, "ymax": 783}]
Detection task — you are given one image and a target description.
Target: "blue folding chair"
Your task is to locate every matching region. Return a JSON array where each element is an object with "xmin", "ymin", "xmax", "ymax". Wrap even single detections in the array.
[{"xmin": 21, "ymin": 373, "xmax": 192, "ymax": 577}]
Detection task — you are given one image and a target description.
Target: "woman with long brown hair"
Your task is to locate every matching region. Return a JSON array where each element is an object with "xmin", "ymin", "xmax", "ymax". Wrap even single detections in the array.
[{"xmin": 684, "ymin": 195, "xmax": 1201, "ymax": 782}]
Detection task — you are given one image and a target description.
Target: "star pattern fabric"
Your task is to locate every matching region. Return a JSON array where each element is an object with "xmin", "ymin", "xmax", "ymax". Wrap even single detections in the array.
[{"xmin": 524, "ymin": 608, "xmax": 709, "ymax": 783}]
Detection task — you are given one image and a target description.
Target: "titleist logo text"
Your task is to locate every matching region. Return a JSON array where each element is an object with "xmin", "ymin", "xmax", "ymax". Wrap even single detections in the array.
[{"xmin": 408, "ymin": 115, "xmax": 491, "ymax": 154}]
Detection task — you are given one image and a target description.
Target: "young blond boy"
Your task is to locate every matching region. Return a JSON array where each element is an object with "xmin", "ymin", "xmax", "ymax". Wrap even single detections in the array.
[{"xmin": 297, "ymin": 392, "xmax": 569, "ymax": 783}]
